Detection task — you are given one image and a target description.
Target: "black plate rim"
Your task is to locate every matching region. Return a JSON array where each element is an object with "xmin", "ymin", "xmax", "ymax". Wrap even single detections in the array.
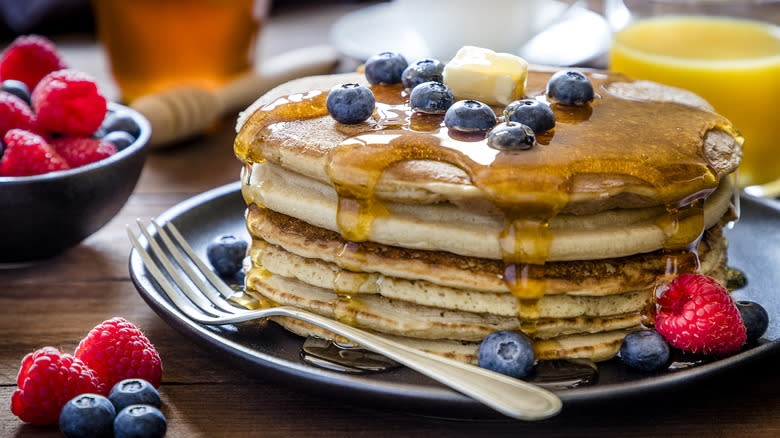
[{"xmin": 129, "ymin": 181, "xmax": 780, "ymax": 415}]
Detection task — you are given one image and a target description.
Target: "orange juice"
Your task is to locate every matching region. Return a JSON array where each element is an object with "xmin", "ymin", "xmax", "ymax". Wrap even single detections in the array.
[
  {"xmin": 93, "ymin": 0, "xmax": 264, "ymax": 102},
  {"xmin": 609, "ymin": 16, "xmax": 780, "ymax": 186}
]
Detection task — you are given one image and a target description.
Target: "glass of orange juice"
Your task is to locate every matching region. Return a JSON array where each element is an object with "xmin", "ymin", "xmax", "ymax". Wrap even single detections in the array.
[
  {"xmin": 92, "ymin": 0, "xmax": 270, "ymax": 103},
  {"xmin": 605, "ymin": 0, "xmax": 780, "ymax": 191}
]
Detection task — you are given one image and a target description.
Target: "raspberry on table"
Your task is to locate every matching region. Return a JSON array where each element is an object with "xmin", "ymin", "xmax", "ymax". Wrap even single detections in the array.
[
  {"xmin": 0, "ymin": 129, "xmax": 69, "ymax": 176},
  {"xmin": 11, "ymin": 347, "xmax": 107, "ymax": 426},
  {"xmin": 32, "ymin": 69, "xmax": 107, "ymax": 137},
  {"xmin": 655, "ymin": 273, "xmax": 747, "ymax": 356},
  {"xmin": 0, "ymin": 91, "xmax": 37, "ymax": 138},
  {"xmin": 0, "ymin": 35, "xmax": 66, "ymax": 91},
  {"xmin": 51, "ymin": 137, "xmax": 118, "ymax": 168},
  {"xmin": 75, "ymin": 317, "xmax": 163, "ymax": 389}
]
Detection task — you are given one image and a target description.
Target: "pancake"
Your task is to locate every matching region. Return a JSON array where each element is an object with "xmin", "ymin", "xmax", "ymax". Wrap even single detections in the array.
[
  {"xmin": 250, "ymin": 228, "xmax": 727, "ymax": 319},
  {"xmin": 235, "ymin": 73, "xmax": 741, "ymax": 214},
  {"xmin": 245, "ymin": 269, "xmax": 644, "ymax": 341},
  {"xmin": 233, "ymin": 66, "xmax": 741, "ymax": 365},
  {"xmin": 246, "ymin": 203, "xmax": 729, "ymax": 296},
  {"xmin": 247, "ymin": 204, "xmax": 728, "ymax": 296},
  {"xmin": 243, "ymin": 160, "xmax": 733, "ymax": 261},
  {"xmin": 269, "ymin": 315, "xmax": 633, "ymax": 364}
]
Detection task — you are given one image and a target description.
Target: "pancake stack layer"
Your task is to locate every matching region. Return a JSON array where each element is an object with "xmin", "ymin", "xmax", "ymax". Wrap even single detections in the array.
[{"xmin": 233, "ymin": 70, "xmax": 741, "ymax": 364}]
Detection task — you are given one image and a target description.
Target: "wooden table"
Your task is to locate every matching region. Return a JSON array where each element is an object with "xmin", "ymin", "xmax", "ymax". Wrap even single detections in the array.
[{"xmin": 2, "ymin": 3, "xmax": 779, "ymax": 437}]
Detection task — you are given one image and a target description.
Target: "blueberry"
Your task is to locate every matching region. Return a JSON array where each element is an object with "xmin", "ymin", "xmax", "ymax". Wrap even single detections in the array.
[
  {"xmin": 114, "ymin": 405, "xmax": 166, "ymax": 438},
  {"xmin": 364, "ymin": 51, "xmax": 408, "ymax": 85},
  {"xmin": 102, "ymin": 112, "xmax": 142, "ymax": 138},
  {"xmin": 546, "ymin": 70, "xmax": 594, "ymax": 105},
  {"xmin": 2, "ymin": 79, "xmax": 31, "ymax": 104},
  {"xmin": 103, "ymin": 131, "xmax": 136, "ymax": 149},
  {"xmin": 109, "ymin": 378, "xmax": 162, "ymax": 413},
  {"xmin": 59, "ymin": 394, "xmax": 116, "ymax": 438},
  {"xmin": 487, "ymin": 122, "xmax": 536, "ymax": 151},
  {"xmin": 505, "ymin": 99, "xmax": 556, "ymax": 133},
  {"xmin": 444, "ymin": 100, "xmax": 497, "ymax": 132},
  {"xmin": 206, "ymin": 234, "xmax": 248, "ymax": 276},
  {"xmin": 409, "ymin": 81, "xmax": 454, "ymax": 114},
  {"xmin": 737, "ymin": 301, "xmax": 769, "ymax": 343},
  {"xmin": 477, "ymin": 330, "xmax": 535, "ymax": 378},
  {"xmin": 326, "ymin": 83, "xmax": 375, "ymax": 124},
  {"xmin": 401, "ymin": 58, "xmax": 444, "ymax": 90},
  {"xmin": 619, "ymin": 330, "xmax": 670, "ymax": 372}
]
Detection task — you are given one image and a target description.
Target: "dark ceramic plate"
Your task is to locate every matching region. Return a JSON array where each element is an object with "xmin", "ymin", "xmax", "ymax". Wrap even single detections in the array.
[{"xmin": 129, "ymin": 182, "xmax": 780, "ymax": 419}]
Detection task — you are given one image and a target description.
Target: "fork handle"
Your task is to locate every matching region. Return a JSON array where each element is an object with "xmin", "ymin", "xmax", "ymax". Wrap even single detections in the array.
[{"xmin": 265, "ymin": 306, "xmax": 562, "ymax": 420}]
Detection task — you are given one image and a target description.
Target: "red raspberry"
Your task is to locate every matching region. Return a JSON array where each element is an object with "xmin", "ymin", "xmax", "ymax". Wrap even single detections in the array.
[
  {"xmin": 75, "ymin": 317, "xmax": 163, "ymax": 389},
  {"xmin": 0, "ymin": 92, "xmax": 37, "ymax": 137},
  {"xmin": 31, "ymin": 69, "xmax": 107, "ymax": 137},
  {"xmin": 11, "ymin": 347, "xmax": 107, "ymax": 426},
  {"xmin": 656, "ymin": 273, "xmax": 746, "ymax": 355},
  {"xmin": 0, "ymin": 129, "xmax": 69, "ymax": 176},
  {"xmin": 0, "ymin": 35, "xmax": 67, "ymax": 91},
  {"xmin": 51, "ymin": 137, "xmax": 117, "ymax": 168}
]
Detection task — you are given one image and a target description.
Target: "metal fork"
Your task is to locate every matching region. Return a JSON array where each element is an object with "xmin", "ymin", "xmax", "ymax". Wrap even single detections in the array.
[{"xmin": 127, "ymin": 219, "xmax": 562, "ymax": 421}]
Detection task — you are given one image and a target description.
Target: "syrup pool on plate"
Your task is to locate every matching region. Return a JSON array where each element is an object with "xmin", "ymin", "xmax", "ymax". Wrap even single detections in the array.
[{"xmin": 608, "ymin": 15, "xmax": 780, "ymax": 187}]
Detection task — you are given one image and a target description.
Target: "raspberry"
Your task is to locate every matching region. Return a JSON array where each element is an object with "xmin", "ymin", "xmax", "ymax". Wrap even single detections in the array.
[
  {"xmin": 51, "ymin": 137, "xmax": 118, "ymax": 168},
  {"xmin": 0, "ymin": 91, "xmax": 37, "ymax": 137},
  {"xmin": 0, "ymin": 35, "xmax": 66, "ymax": 91},
  {"xmin": 75, "ymin": 318, "xmax": 163, "ymax": 389},
  {"xmin": 655, "ymin": 273, "xmax": 747, "ymax": 355},
  {"xmin": 11, "ymin": 347, "xmax": 107, "ymax": 426},
  {"xmin": 0, "ymin": 129, "xmax": 69, "ymax": 176},
  {"xmin": 31, "ymin": 69, "xmax": 107, "ymax": 137}
]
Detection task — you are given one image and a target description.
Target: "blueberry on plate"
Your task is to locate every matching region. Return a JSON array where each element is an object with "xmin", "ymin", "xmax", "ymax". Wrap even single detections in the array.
[
  {"xmin": 736, "ymin": 301, "xmax": 769, "ymax": 343},
  {"xmin": 114, "ymin": 405, "xmax": 166, "ymax": 438},
  {"xmin": 409, "ymin": 81, "xmax": 454, "ymax": 114},
  {"xmin": 619, "ymin": 330, "xmax": 670, "ymax": 372},
  {"xmin": 478, "ymin": 330, "xmax": 535, "ymax": 378},
  {"xmin": 102, "ymin": 131, "xmax": 136, "ymax": 149},
  {"xmin": 505, "ymin": 99, "xmax": 555, "ymax": 133},
  {"xmin": 59, "ymin": 393, "xmax": 116, "ymax": 438},
  {"xmin": 1, "ymin": 79, "xmax": 31, "ymax": 104},
  {"xmin": 401, "ymin": 58, "xmax": 444, "ymax": 90},
  {"xmin": 109, "ymin": 378, "xmax": 162, "ymax": 413},
  {"xmin": 326, "ymin": 83, "xmax": 375, "ymax": 124},
  {"xmin": 546, "ymin": 70, "xmax": 594, "ymax": 105},
  {"xmin": 364, "ymin": 51, "xmax": 408, "ymax": 85},
  {"xmin": 444, "ymin": 100, "xmax": 497, "ymax": 132},
  {"xmin": 487, "ymin": 122, "xmax": 536, "ymax": 151},
  {"xmin": 206, "ymin": 234, "xmax": 248, "ymax": 277}
]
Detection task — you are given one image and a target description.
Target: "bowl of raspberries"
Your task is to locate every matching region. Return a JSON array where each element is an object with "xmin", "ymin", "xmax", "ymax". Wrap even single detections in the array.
[{"xmin": 0, "ymin": 35, "xmax": 150, "ymax": 265}]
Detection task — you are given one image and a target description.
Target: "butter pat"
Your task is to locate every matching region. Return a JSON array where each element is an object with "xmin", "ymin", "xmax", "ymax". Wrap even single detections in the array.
[{"xmin": 443, "ymin": 46, "xmax": 528, "ymax": 106}]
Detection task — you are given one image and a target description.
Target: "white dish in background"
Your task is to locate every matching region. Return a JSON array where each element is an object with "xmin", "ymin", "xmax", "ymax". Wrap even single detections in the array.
[{"xmin": 330, "ymin": 1, "xmax": 612, "ymax": 67}]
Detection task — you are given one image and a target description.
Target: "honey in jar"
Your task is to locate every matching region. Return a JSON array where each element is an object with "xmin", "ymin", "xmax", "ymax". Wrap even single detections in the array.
[{"xmin": 93, "ymin": 0, "xmax": 267, "ymax": 102}]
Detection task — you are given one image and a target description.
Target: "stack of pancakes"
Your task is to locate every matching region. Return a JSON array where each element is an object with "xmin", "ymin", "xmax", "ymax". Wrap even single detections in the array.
[{"xmin": 233, "ymin": 70, "xmax": 741, "ymax": 364}]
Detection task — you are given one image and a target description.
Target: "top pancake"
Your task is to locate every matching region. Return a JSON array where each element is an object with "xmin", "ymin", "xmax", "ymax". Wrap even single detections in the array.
[{"xmin": 235, "ymin": 71, "xmax": 742, "ymax": 214}]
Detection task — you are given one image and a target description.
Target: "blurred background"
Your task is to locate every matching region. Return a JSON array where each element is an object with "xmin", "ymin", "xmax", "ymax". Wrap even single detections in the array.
[{"xmin": 0, "ymin": 0, "xmax": 376, "ymax": 38}]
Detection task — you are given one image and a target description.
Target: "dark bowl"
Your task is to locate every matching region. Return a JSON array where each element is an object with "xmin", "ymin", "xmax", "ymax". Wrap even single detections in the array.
[{"xmin": 0, "ymin": 103, "xmax": 150, "ymax": 266}]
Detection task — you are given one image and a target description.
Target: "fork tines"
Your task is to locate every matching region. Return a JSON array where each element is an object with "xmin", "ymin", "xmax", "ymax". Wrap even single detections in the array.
[{"xmin": 128, "ymin": 220, "xmax": 247, "ymax": 323}]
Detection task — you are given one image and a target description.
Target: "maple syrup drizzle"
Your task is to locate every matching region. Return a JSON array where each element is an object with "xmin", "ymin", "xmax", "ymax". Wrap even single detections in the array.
[{"xmin": 235, "ymin": 70, "xmax": 736, "ymax": 332}]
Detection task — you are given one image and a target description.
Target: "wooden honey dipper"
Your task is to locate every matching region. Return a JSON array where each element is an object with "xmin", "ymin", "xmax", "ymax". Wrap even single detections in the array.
[{"xmin": 130, "ymin": 45, "xmax": 341, "ymax": 147}]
